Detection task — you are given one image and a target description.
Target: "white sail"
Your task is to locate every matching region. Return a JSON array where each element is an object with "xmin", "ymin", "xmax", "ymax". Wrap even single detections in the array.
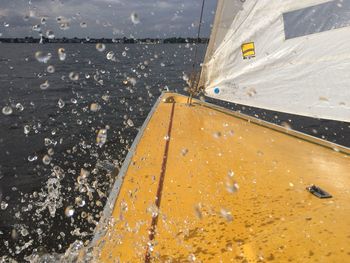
[{"xmin": 202, "ymin": 0, "xmax": 350, "ymax": 122}]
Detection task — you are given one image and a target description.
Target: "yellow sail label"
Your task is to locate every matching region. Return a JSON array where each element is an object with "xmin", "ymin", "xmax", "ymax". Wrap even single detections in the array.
[{"xmin": 241, "ymin": 42, "xmax": 256, "ymax": 59}]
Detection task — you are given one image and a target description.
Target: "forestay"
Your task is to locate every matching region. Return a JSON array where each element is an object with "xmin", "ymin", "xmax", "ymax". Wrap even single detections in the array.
[{"xmin": 201, "ymin": 0, "xmax": 350, "ymax": 122}]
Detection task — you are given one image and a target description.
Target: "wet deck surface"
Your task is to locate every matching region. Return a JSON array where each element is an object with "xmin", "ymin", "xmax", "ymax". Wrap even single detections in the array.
[{"xmin": 94, "ymin": 93, "xmax": 350, "ymax": 262}]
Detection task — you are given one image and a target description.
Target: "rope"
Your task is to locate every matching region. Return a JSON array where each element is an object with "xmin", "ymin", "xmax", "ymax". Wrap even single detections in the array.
[{"xmin": 188, "ymin": 0, "xmax": 206, "ymax": 104}]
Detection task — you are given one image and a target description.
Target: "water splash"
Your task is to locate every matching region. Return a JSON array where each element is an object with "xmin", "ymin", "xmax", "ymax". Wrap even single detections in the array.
[
  {"xmin": 130, "ymin": 12, "xmax": 140, "ymax": 25},
  {"xmin": 46, "ymin": 30, "xmax": 55, "ymax": 39},
  {"xmin": 57, "ymin": 99, "xmax": 65, "ymax": 109},
  {"xmin": 35, "ymin": 51, "xmax": 52, "ymax": 63},
  {"xmin": 95, "ymin": 43, "xmax": 106, "ymax": 52},
  {"xmin": 96, "ymin": 129, "xmax": 107, "ymax": 147},
  {"xmin": 58, "ymin": 48, "xmax": 66, "ymax": 61},
  {"xmin": 2, "ymin": 106, "xmax": 13, "ymax": 115},
  {"xmin": 40, "ymin": 80, "xmax": 50, "ymax": 90}
]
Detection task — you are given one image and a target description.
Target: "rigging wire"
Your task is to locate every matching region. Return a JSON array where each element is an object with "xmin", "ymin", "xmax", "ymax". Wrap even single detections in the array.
[{"xmin": 188, "ymin": 0, "xmax": 206, "ymax": 104}]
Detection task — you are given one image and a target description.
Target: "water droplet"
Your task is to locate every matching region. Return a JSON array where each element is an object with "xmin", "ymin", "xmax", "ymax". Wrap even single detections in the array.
[
  {"xmin": 319, "ymin": 96, "xmax": 329, "ymax": 102},
  {"xmin": 47, "ymin": 65, "xmax": 55, "ymax": 73},
  {"xmin": 80, "ymin": 22, "xmax": 87, "ymax": 28},
  {"xmin": 164, "ymin": 135, "xmax": 170, "ymax": 141},
  {"xmin": 194, "ymin": 204, "xmax": 203, "ymax": 219},
  {"xmin": 102, "ymin": 95, "xmax": 110, "ymax": 102},
  {"xmin": 1, "ymin": 201, "xmax": 8, "ymax": 210},
  {"xmin": 70, "ymin": 98, "xmax": 77, "ymax": 104},
  {"xmin": 20, "ymin": 228, "xmax": 29, "ymax": 237},
  {"xmin": 147, "ymin": 203, "xmax": 159, "ymax": 218},
  {"xmin": 2, "ymin": 106, "xmax": 13, "ymax": 115},
  {"xmin": 129, "ymin": 77, "xmax": 137, "ymax": 86},
  {"xmin": 75, "ymin": 196, "xmax": 85, "ymax": 207},
  {"xmin": 122, "ymin": 51, "xmax": 127, "ymax": 57},
  {"xmin": 247, "ymin": 88, "xmax": 257, "ymax": 97},
  {"xmin": 226, "ymin": 180, "xmax": 239, "ymax": 194},
  {"xmin": 69, "ymin": 72, "xmax": 79, "ymax": 81},
  {"xmin": 281, "ymin": 122, "xmax": 292, "ymax": 130},
  {"xmin": 181, "ymin": 148, "xmax": 189, "ymax": 156},
  {"xmin": 213, "ymin": 132, "xmax": 222, "ymax": 138},
  {"xmin": 58, "ymin": 99, "xmax": 65, "ymax": 109},
  {"xmin": 3, "ymin": 22, "xmax": 9, "ymax": 27},
  {"xmin": 228, "ymin": 170, "xmax": 235, "ymax": 178},
  {"xmin": 120, "ymin": 200, "xmax": 128, "ymax": 212},
  {"xmin": 59, "ymin": 22, "xmax": 70, "ymax": 30},
  {"xmin": 188, "ymin": 254, "xmax": 196, "ymax": 262},
  {"xmin": 64, "ymin": 206, "xmax": 75, "ymax": 217},
  {"xmin": 130, "ymin": 12, "xmax": 140, "ymax": 25},
  {"xmin": 28, "ymin": 155, "xmax": 38, "ymax": 162},
  {"xmin": 40, "ymin": 80, "xmax": 50, "ymax": 90},
  {"xmin": 42, "ymin": 155, "xmax": 52, "ymax": 165},
  {"xmin": 106, "ymin": 51, "xmax": 115, "ymax": 60},
  {"xmin": 35, "ymin": 51, "xmax": 52, "ymax": 63},
  {"xmin": 48, "ymin": 148, "xmax": 54, "ymax": 156},
  {"xmin": 46, "ymin": 30, "xmax": 55, "ymax": 39},
  {"xmin": 96, "ymin": 129, "xmax": 107, "ymax": 147},
  {"xmin": 127, "ymin": 119, "xmax": 134, "ymax": 127},
  {"xmin": 96, "ymin": 43, "xmax": 106, "ymax": 52},
  {"xmin": 90, "ymin": 103, "xmax": 101, "ymax": 112},
  {"xmin": 32, "ymin": 24, "xmax": 41, "ymax": 31},
  {"xmin": 220, "ymin": 208, "xmax": 233, "ymax": 222},
  {"xmin": 15, "ymin": 103, "xmax": 24, "ymax": 112},
  {"xmin": 58, "ymin": 48, "xmax": 66, "ymax": 61},
  {"xmin": 41, "ymin": 17, "xmax": 47, "ymax": 24},
  {"xmin": 24, "ymin": 125, "xmax": 30, "ymax": 135}
]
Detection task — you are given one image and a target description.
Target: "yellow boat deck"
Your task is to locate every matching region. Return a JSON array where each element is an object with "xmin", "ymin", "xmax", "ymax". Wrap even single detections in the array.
[{"xmin": 90, "ymin": 93, "xmax": 350, "ymax": 262}]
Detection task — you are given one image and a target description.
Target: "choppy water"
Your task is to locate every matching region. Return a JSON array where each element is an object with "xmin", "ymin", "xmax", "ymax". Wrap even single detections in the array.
[
  {"xmin": 0, "ymin": 43, "xmax": 202, "ymax": 261},
  {"xmin": 0, "ymin": 43, "xmax": 349, "ymax": 261}
]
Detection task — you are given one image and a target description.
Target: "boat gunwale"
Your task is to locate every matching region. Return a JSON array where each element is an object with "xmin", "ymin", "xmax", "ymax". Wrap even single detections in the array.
[
  {"xmin": 90, "ymin": 94, "xmax": 165, "ymax": 244},
  {"xmin": 193, "ymin": 94, "xmax": 350, "ymax": 155}
]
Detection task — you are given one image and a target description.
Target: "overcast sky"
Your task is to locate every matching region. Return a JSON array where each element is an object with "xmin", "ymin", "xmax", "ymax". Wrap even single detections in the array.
[{"xmin": 0, "ymin": 0, "xmax": 217, "ymax": 38}]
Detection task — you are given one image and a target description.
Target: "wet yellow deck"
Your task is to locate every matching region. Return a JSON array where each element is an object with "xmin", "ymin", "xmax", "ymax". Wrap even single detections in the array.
[{"xmin": 92, "ymin": 93, "xmax": 350, "ymax": 262}]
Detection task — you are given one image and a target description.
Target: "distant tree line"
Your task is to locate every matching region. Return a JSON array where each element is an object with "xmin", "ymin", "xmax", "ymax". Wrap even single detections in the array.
[{"xmin": 0, "ymin": 37, "xmax": 209, "ymax": 44}]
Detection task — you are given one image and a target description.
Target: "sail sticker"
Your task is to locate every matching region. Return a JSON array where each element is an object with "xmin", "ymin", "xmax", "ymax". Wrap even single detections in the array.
[
  {"xmin": 283, "ymin": 1, "xmax": 350, "ymax": 40},
  {"xmin": 241, "ymin": 42, "xmax": 255, "ymax": 59}
]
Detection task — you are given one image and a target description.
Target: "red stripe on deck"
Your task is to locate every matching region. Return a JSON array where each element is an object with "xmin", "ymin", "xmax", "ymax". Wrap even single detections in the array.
[{"xmin": 145, "ymin": 102, "xmax": 176, "ymax": 263}]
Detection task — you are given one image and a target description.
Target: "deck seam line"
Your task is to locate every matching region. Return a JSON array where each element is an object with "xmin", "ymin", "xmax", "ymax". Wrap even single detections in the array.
[{"xmin": 144, "ymin": 101, "xmax": 176, "ymax": 263}]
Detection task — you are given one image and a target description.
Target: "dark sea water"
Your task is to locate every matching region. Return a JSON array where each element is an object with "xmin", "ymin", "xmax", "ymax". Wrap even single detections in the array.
[
  {"xmin": 0, "ymin": 43, "xmax": 349, "ymax": 261},
  {"xmin": 0, "ymin": 43, "xmax": 202, "ymax": 261}
]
